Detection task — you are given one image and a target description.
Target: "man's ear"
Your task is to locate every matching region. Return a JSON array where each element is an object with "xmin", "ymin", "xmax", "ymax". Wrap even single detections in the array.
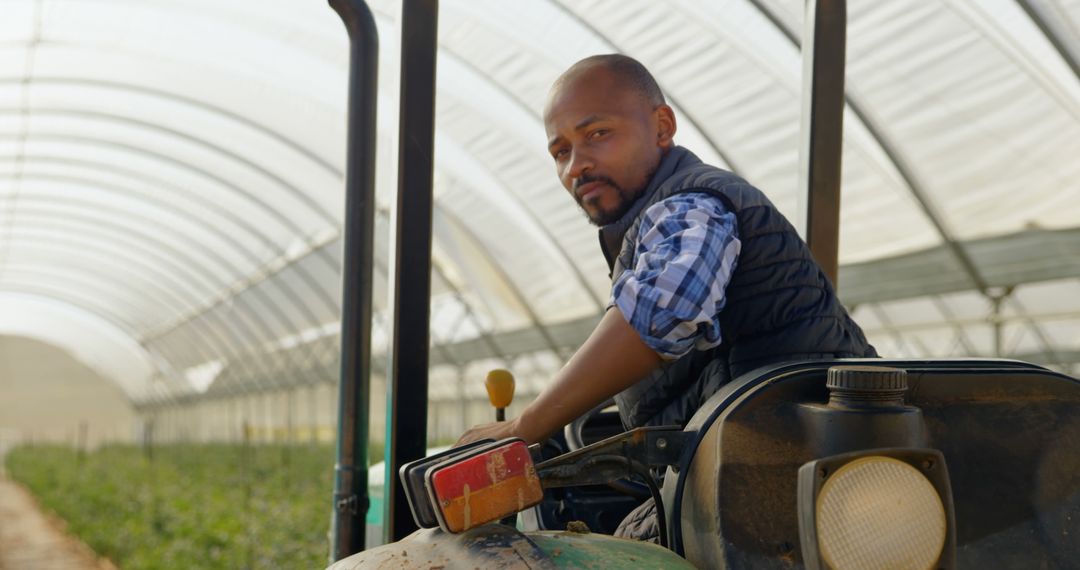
[{"xmin": 655, "ymin": 104, "xmax": 677, "ymax": 149}]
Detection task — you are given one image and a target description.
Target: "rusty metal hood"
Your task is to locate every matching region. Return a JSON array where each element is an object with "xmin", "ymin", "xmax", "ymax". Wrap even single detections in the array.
[{"xmin": 327, "ymin": 523, "xmax": 696, "ymax": 569}]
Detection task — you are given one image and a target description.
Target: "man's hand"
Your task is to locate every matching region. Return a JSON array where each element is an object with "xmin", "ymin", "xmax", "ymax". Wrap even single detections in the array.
[{"xmin": 455, "ymin": 416, "xmax": 528, "ymax": 447}]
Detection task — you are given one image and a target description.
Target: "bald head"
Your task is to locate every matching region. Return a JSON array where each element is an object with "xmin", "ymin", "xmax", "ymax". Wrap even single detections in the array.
[{"xmin": 551, "ymin": 54, "xmax": 666, "ymax": 110}]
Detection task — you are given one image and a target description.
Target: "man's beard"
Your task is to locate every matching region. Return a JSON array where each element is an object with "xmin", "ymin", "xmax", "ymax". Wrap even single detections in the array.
[{"xmin": 573, "ymin": 172, "xmax": 650, "ymax": 226}]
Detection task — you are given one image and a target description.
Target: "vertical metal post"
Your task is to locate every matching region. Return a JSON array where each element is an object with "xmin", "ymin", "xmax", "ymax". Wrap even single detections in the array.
[
  {"xmin": 796, "ymin": 0, "xmax": 846, "ymax": 287},
  {"xmin": 328, "ymin": 0, "xmax": 378, "ymax": 560},
  {"xmin": 384, "ymin": 0, "xmax": 439, "ymax": 542}
]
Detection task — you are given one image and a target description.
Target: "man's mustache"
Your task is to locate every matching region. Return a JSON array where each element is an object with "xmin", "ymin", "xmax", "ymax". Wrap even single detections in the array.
[{"xmin": 573, "ymin": 174, "xmax": 619, "ymax": 197}]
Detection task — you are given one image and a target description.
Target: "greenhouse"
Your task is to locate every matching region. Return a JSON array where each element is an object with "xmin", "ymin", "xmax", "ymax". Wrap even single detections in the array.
[{"xmin": 0, "ymin": 0, "xmax": 1078, "ymax": 568}]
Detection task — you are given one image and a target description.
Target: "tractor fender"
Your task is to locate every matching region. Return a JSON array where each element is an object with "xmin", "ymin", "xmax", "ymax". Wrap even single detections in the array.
[{"xmin": 327, "ymin": 523, "xmax": 696, "ymax": 569}]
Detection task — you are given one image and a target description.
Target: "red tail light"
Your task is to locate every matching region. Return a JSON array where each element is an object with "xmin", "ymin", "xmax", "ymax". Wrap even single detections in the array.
[{"xmin": 425, "ymin": 439, "xmax": 543, "ymax": 533}]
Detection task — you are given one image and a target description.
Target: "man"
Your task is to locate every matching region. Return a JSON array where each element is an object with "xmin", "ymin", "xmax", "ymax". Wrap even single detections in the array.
[{"xmin": 457, "ymin": 54, "xmax": 876, "ymax": 540}]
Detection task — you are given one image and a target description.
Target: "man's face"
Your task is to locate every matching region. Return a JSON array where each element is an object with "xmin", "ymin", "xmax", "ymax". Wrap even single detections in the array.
[{"xmin": 544, "ymin": 67, "xmax": 675, "ymax": 226}]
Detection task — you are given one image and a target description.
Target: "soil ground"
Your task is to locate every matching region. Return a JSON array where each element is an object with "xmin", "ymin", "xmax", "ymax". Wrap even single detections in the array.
[{"xmin": 0, "ymin": 474, "xmax": 115, "ymax": 570}]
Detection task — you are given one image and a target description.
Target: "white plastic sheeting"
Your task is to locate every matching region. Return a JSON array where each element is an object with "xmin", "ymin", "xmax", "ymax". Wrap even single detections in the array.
[{"xmin": 0, "ymin": 0, "xmax": 1077, "ymax": 404}]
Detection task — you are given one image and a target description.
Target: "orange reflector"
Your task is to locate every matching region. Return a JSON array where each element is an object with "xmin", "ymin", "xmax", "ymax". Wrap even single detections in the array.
[{"xmin": 426, "ymin": 439, "xmax": 542, "ymax": 533}]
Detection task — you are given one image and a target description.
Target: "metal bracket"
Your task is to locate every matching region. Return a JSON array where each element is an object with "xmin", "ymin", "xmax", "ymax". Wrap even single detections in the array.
[
  {"xmin": 334, "ymin": 493, "xmax": 368, "ymax": 516},
  {"xmin": 536, "ymin": 426, "xmax": 692, "ymax": 489}
]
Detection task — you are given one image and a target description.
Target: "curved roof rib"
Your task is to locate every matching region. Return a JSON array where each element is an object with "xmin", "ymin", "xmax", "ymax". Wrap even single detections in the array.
[
  {"xmin": 2, "ymin": 155, "xmax": 339, "ymax": 330},
  {"xmin": 0, "ymin": 74, "xmax": 348, "ymax": 308},
  {"xmin": 0, "ymin": 130, "xmax": 341, "ymax": 322},
  {"xmin": 0, "ymin": 76, "xmax": 344, "ymax": 176},
  {"xmin": 1015, "ymin": 0, "xmax": 1080, "ymax": 82},
  {"xmin": 1, "ymin": 0, "xmax": 1077, "ymax": 402},
  {"xmin": 0, "ymin": 160, "xmax": 337, "ymax": 398},
  {"xmin": 744, "ymin": 0, "xmax": 1065, "ymax": 363},
  {"xmin": 435, "ymin": 48, "xmax": 606, "ymax": 312},
  {"xmin": 545, "ymin": 0, "xmax": 742, "ymax": 173},
  {"xmin": 4, "ymin": 211, "xmax": 300, "ymax": 396},
  {"xmin": 0, "ymin": 107, "xmax": 343, "ymax": 313},
  {"xmin": 436, "ymin": 206, "xmax": 568, "ymax": 361},
  {"xmin": 744, "ymin": 0, "xmax": 987, "ymax": 290}
]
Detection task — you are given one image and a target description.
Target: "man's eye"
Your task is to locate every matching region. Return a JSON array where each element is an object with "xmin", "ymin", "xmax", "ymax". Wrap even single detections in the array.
[
  {"xmin": 553, "ymin": 149, "xmax": 568, "ymax": 160},
  {"xmin": 589, "ymin": 129, "xmax": 609, "ymax": 139}
]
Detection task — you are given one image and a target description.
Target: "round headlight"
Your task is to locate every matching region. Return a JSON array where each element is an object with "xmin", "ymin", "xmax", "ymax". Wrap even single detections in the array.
[{"xmin": 816, "ymin": 456, "xmax": 946, "ymax": 570}]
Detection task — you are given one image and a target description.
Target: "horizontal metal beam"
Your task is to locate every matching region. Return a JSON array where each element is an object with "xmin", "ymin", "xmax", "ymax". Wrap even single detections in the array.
[
  {"xmin": 146, "ymin": 226, "xmax": 1080, "ymax": 400},
  {"xmin": 428, "ymin": 228, "xmax": 1080, "ymax": 366},
  {"xmin": 839, "ymin": 227, "xmax": 1080, "ymax": 306}
]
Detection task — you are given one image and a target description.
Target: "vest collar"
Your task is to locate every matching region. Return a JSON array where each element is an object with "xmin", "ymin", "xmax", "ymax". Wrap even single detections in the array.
[{"xmin": 598, "ymin": 146, "xmax": 699, "ymax": 273}]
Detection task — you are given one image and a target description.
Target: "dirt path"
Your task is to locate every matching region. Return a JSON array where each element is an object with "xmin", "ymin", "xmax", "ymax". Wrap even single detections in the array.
[{"xmin": 0, "ymin": 475, "xmax": 115, "ymax": 570}]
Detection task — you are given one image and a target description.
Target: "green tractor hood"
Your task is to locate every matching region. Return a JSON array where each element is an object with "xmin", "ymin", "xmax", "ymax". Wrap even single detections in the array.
[{"xmin": 327, "ymin": 523, "xmax": 696, "ymax": 569}]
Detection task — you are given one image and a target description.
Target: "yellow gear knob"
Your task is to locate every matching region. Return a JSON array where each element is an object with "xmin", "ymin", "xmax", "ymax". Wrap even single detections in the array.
[{"xmin": 485, "ymin": 369, "xmax": 515, "ymax": 410}]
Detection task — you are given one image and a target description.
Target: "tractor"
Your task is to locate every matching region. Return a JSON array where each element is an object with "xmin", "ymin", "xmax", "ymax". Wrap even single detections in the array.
[{"xmin": 322, "ymin": 1, "xmax": 1080, "ymax": 568}]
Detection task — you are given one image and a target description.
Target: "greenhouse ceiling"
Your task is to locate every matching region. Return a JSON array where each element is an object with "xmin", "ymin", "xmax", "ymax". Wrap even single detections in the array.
[{"xmin": 0, "ymin": 0, "xmax": 1078, "ymax": 406}]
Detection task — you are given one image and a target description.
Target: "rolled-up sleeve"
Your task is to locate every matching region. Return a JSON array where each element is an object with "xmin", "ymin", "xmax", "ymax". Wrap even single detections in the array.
[{"xmin": 609, "ymin": 193, "xmax": 740, "ymax": 360}]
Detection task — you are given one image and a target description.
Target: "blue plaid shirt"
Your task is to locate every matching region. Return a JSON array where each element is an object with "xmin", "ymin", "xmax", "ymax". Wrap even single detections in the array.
[{"xmin": 609, "ymin": 192, "xmax": 741, "ymax": 360}]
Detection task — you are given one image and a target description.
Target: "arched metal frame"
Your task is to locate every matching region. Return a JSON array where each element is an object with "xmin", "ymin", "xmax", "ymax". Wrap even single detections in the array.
[
  {"xmin": 0, "ymin": 86, "xmax": 346, "ymax": 384},
  {"xmin": 368, "ymin": 4, "xmax": 609, "ymax": 319},
  {"xmin": 5, "ymin": 210, "xmax": 290, "ymax": 394},
  {"xmin": 431, "ymin": 52, "xmax": 606, "ymax": 312},
  {"xmin": 0, "ymin": 123, "xmax": 343, "ymax": 401},
  {"xmin": 1015, "ymin": 0, "xmax": 1080, "ymax": 82},
  {"xmin": 0, "ymin": 108, "xmax": 343, "ymax": 316},
  {"xmin": 0, "ymin": 155, "xmax": 339, "ymax": 382},
  {"xmin": 0, "ymin": 77, "xmax": 344, "ymax": 176},
  {"xmin": 197, "ymin": 205, "xmax": 514, "ymax": 398},
  {"xmin": 7, "ymin": 195, "xmax": 291, "ymax": 333},
  {"xmin": 0, "ymin": 257, "xmax": 257, "ymax": 397},
  {"xmin": 0, "ymin": 283, "xmax": 192, "ymax": 404},
  {"xmin": 0, "ymin": 0, "xmax": 1077, "ymax": 407},
  {"xmin": 743, "ymin": 0, "xmax": 1064, "ymax": 364},
  {"xmin": 436, "ymin": 205, "xmax": 568, "ymax": 360}
]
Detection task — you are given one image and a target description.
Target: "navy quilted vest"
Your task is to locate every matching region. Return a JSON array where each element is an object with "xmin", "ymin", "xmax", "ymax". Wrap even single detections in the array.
[{"xmin": 600, "ymin": 147, "xmax": 876, "ymax": 428}]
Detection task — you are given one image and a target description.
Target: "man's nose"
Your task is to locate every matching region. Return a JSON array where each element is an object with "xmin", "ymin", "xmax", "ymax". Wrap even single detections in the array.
[{"xmin": 566, "ymin": 149, "xmax": 594, "ymax": 181}]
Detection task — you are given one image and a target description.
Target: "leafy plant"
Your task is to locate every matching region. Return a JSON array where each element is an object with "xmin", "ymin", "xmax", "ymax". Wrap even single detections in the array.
[{"xmin": 5, "ymin": 442, "xmax": 358, "ymax": 569}]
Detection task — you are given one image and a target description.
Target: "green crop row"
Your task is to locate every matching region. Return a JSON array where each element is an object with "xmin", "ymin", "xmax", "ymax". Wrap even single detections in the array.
[{"xmin": 4, "ymin": 443, "xmax": 369, "ymax": 569}]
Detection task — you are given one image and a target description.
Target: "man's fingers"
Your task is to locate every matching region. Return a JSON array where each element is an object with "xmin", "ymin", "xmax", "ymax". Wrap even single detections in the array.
[{"xmin": 454, "ymin": 420, "xmax": 518, "ymax": 449}]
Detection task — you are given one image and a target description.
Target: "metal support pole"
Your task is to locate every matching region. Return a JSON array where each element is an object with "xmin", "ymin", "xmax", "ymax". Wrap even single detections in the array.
[
  {"xmin": 328, "ymin": 0, "xmax": 379, "ymax": 560},
  {"xmin": 384, "ymin": 0, "xmax": 439, "ymax": 542},
  {"xmin": 797, "ymin": 0, "xmax": 846, "ymax": 287},
  {"xmin": 989, "ymin": 288, "xmax": 1013, "ymax": 358},
  {"xmin": 992, "ymin": 296, "xmax": 1004, "ymax": 357}
]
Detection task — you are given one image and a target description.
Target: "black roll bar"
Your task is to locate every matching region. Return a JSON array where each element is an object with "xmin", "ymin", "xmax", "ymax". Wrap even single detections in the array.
[
  {"xmin": 328, "ymin": 0, "xmax": 379, "ymax": 560},
  {"xmin": 799, "ymin": 0, "xmax": 846, "ymax": 287},
  {"xmin": 384, "ymin": 0, "xmax": 440, "ymax": 542}
]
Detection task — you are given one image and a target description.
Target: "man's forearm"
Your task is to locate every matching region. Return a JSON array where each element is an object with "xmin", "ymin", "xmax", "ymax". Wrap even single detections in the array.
[{"xmin": 515, "ymin": 306, "xmax": 662, "ymax": 444}]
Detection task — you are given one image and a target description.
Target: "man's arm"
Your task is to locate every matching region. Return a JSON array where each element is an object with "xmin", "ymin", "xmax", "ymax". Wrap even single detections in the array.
[
  {"xmin": 456, "ymin": 306, "xmax": 660, "ymax": 445},
  {"xmin": 457, "ymin": 192, "xmax": 738, "ymax": 446}
]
